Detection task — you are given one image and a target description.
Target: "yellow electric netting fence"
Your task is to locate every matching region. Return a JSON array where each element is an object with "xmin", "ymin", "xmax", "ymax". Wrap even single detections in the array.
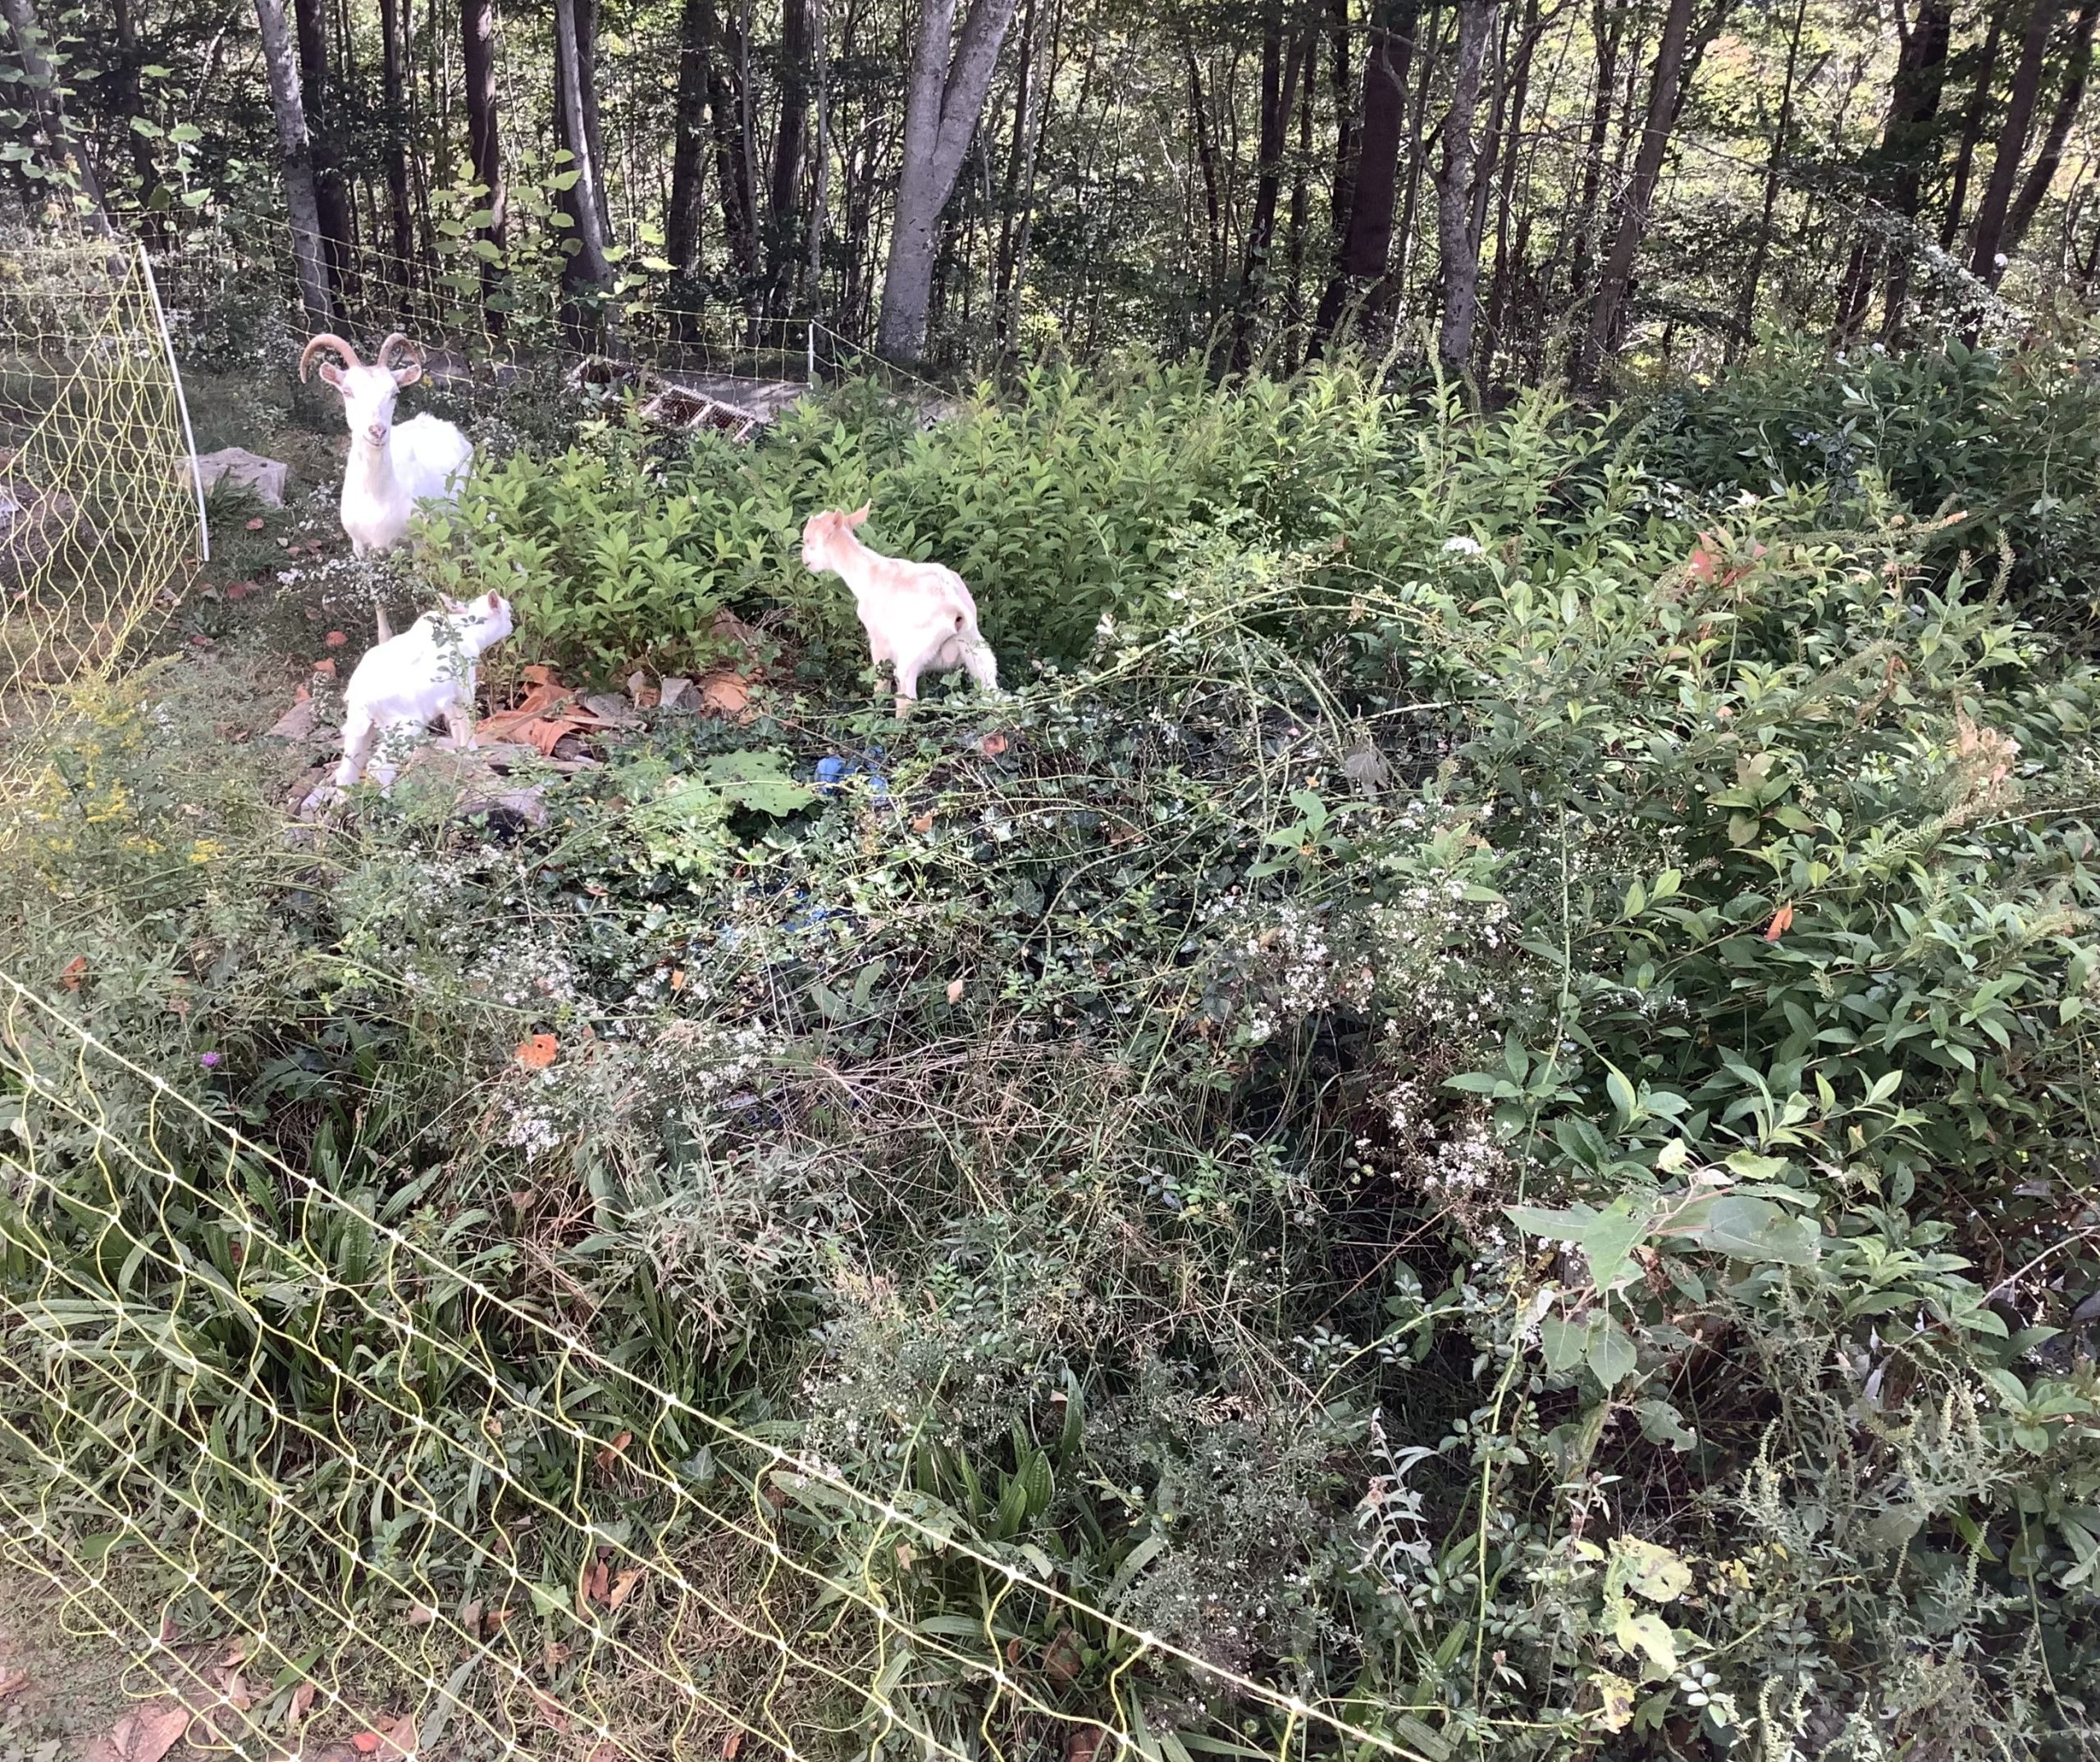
[
  {"xmin": 0, "ymin": 972, "xmax": 1449, "ymax": 1762},
  {"xmin": 0, "ymin": 234, "xmax": 203, "ymax": 818}
]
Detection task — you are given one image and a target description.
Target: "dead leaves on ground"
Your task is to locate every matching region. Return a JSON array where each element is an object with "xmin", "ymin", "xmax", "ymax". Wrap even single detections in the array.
[
  {"xmin": 480, "ymin": 664, "xmax": 623, "ymax": 755},
  {"xmin": 82, "ymin": 1700, "xmax": 188, "ymax": 1762}
]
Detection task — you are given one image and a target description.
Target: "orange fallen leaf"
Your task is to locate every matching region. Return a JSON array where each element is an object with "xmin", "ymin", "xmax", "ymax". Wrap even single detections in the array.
[
  {"xmin": 1764, "ymin": 902, "xmax": 1795, "ymax": 943},
  {"xmin": 584, "ymin": 1555, "xmax": 611, "ymax": 1606},
  {"xmin": 478, "ymin": 666, "xmax": 617, "ymax": 755},
  {"xmin": 61, "ymin": 954, "xmax": 86, "ymax": 991},
  {"xmin": 669, "ymin": 968, "xmax": 687, "ymax": 993},
  {"xmin": 288, "ymin": 1681, "xmax": 317, "ymax": 1722},
  {"xmin": 607, "ymin": 1568, "xmax": 641, "ymax": 1609},
  {"xmin": 979, "ymin": 732, "xmax": 1008, "ymax": 757},
  {"xmin": 697, "ymin": 669, "xmax": 751, "ymax": 719},
  {"xmin": 594, "ymin": 1429, "xmax": 633, "ymax": 1473},
  {"xmin": 84, "ymin": 1700, "xmax": 189, "ymax": 1762},
  {"xmin": 324, "ymin": 629, "xmax": 348, "ymax": 647},
  {"xmin": 0, "ymin": 1668, "xmax": 27, "ymax": 1698},
  {"xmin": 404, "ymin": 1602, "xmax": 437, "ymax": 1627},
  {"xmin": 724, "ymin": 1732, "xmax": 744, "ymax": 1761},
  {"xmin": 946, "ymin": 978, "xmax": 965, "ymax": 1005},
  {"xmin": 226, "ymin": 581, "xmax": 253, "ymax": 600},
  {"xmin": 312, "ymin": 657, "xmax": 337, "ymax": 680},
  {"xmin": 911, "ymin": 811, "xmax": 934, "ymax": 833},
  {"xmin": 244, "ymin": 517, "xmax": 265, "ymax": 531},
  {"xmin": 515, "ymin": 1033, "xmax": 559, "ymax": 1070},
  {"xmin": 1004, "ymin": 1637, "xmax": 1025, "ymax": 1665},
  {"xmin": 351, "ymin": 1732, "xmax": 382, "ymax": 1755},
  {"xmin": 380, "ymin": 1714, "xmax": 418, "ymax": 1758}
]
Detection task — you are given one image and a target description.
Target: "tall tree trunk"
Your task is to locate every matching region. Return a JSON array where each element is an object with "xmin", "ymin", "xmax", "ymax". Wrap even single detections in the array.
[
  {"xmin": 877, "ymin": 0, "xmax": 1022, "ymax": 361},
  {"xmin": 1234, "ymin": 0, "xmax": 1304, "ymax": 365},
  {"xmin": 2003, "ymin": 0, "xmax": 2100, "ymax": 253},
  {"xmin": 1340, "ymin": 0, "xmax": 1422, "ymax": 288},
  {"xmin": 460, "ymin": 0, "xmax": 505, "ymax": 326},
  {"xmin": 1942, "ymin": 4, "xmax": 2006, "ymax": 248},
  {"xmin": 293, "ymin": 0, "xmax": 357, "ymax": 307},
  {"xmin": 1482, "ymin": 0, "xmax": 1539, "ymax": 374},
  {"xmin": 379, "ymin": 0, "xmax": 415, "ymax": 304},
  {"xmin": 809, "ymin": 0, "xmax": 829, "ymax": 296},
  {"xmin": 998, "ymin": 0, "xmax": 1062, "ymax": 349},
  {"xmin": 1391, "ymin": 0, "xmax": 1444, "ymax": 308},
  {"xmin": 1970, "ymin": 0, "xmax": 2065, "ymax": 285},
  {"xmin": 552, "ymin": 0, "xmax": 615, "ymax": 306},
  {"xmin": 769, "ymin": 0, "xmax": 811, "ymax": 299},
  {"xmin": 0, "ymin": 0, "xmax": 114, "ymax": 235},
  {"xmin": 1186, "ymin": 45, "xmax": 1226, "ymax": 290},
  {"xmin": 710, "ymin": 0, "xmax": 759, "ymax": 284},
  {"xmin": 112, "ymin": 0, "xmax": 164, "ymax": 237},
  {"xmin": 1733, "ymin": 0, "xmax": 1810, "ymax": 351},
  {"xmin": 1306, "ymin": 0, "xmax": 1358, "ymax": 349},
  {"xmin": 254, "ymin": 0, "xmax": 331, "ymax": 320},
  {"xmin": 1283, "ymin": 23, "xmax": 1317, "ymax": 363},
  {"xmin": 1565, "ymin": 0, "xmax": 1623, "ymax": 331},
  {"xmin": 1862, "ymin": 0, "xmax": 1953, "ymax": 337},
  {"xmin": 1432, "ymin": 0, "xmax": 1495, "ymax": 373},
  {"xmin": 1582, "ymin": 0, "xmax": 1696, "ymax": 381},
  {"xmin": 993, "ymin": 0, "xmax": 1038, "ymax": 315},
  {"xmin": 668, "ymin": 0, "xmax": 713, "ymax": 279}
]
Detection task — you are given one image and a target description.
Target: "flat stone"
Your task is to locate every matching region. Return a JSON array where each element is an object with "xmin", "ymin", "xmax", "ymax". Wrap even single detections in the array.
[
  {"xmin": 185, "ymin": 447, "xmax": 290, "ymax": 507},
  {"xmin": 658, "ymin": 675, "xmax": 695, "ymax": 710}
]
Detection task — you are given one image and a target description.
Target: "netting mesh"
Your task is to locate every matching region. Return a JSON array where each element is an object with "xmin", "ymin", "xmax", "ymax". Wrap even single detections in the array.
[
  {"xmin": 0, "ymin": 235, "xmax": 202, "ymax": 818},
  {"xmin": 0, "ymin": 974, "xmax": 1438, "ymax": 1760}
]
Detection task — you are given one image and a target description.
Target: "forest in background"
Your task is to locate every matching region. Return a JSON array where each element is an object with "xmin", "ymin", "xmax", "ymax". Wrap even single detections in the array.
[{"xmin": 7, "ymin": 0, "xmax": 2100, "ymax": 371}]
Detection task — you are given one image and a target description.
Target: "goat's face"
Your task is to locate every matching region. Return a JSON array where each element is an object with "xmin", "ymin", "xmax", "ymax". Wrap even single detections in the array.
[
  {"xmin": 299, "ymin": 333, "xmax": 427, "ymax": 450},
  {"xmin": 800, "ymin": 503, "xmax": 870, "ymax": 572},
  {"xmin": 441, "ymin": 589, "xmax": 514, "ymax": 646}
]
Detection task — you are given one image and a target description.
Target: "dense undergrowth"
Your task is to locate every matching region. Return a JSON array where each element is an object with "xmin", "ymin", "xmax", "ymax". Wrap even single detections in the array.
[{"xmin": 4, "ymin": 348, "xmax": 2099, "ymax": 1758}]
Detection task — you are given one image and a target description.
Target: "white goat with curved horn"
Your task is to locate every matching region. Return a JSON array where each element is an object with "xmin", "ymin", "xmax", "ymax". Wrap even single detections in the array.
[{"xmin": 299, "ymin": 331, "xmax": 473, "ymax": 641}]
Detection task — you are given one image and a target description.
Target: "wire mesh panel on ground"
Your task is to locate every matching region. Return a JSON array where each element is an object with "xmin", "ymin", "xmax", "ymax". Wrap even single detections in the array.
[
  {"xmin": 0, "ymin": 975, "xmax": 1443, "ymax": 1762},
  {"xmin": 0, "ymin": 236, "xmax": 201, "ymax": 813}
]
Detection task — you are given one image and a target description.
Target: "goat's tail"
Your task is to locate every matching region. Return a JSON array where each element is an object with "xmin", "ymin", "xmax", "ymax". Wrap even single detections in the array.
[{"xmin": 956, "ymin": 615, "xmax": 999, "ymax": 692}]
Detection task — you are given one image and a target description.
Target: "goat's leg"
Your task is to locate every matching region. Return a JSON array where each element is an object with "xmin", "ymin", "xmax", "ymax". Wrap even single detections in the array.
[
  {"xmin": 892, "ymin": 651, "xmax": 924, "ymax": 720},
  {"xmin": 442, "ymin": 696, "xmax": 477, "ymax": 749},
  {"xmin": 335, "ymin": 707, "xmax": 377, "ymax": 787},
  {"xmin": 958, "ymin": 623, "xmax": 999, "ymax": 693}
]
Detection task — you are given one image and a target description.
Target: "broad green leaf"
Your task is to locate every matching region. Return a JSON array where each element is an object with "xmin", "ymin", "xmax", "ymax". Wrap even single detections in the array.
[
  {"xmin": 1577, "ymin": 1198, "xmax": 1651, "ymax": 1290},
  {"xmin": 1614, "ymin": 1609, "xmax": 1678, "ymax": 1673},
  {"xmin": 1586, "ymin": 1314, "xmax": 1637, "ymax": 1385},
  {"xmin": 1612, "ymin": 1536, "xmax": 1692, "ymax": 1601},
  {"xmin": 1540, "ymin": 1312, "xmax": 1588, "ymax": 1374}
]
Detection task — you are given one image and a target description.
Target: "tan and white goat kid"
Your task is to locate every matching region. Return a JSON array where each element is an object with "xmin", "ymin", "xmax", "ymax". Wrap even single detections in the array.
[{"xmin": 801, "ymin": 504, "xmax": 998, "ymax": 716}]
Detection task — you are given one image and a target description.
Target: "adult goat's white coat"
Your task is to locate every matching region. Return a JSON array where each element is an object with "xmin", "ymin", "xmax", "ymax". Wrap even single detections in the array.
[
  {"xmin": 300, "ymin": 331, "xmax": 473, "ymax": 640},
  {"xmin": 801, "ymin": 504, "xmax": 997, "ymax": 717}
]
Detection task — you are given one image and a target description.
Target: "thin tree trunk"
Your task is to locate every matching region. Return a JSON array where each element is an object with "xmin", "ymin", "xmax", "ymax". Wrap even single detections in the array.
[
  {"xmin": 379, "ymin": 0, "xmax": 415, "ymax": 303},
  {"xmin": 1866, "ymin": 0, "xmax": 1953, "ymax": 338},
  {"xmin": 0, "ymin": 0, "xmax": 114, "ymax": 235},
  {"xmin": 669, "ymin": 0, "xmax": 713, "ymax": 280},
  {"xmin": 1283, "ymin": 23, "xmax": 1317, "ymax": 363},
  {"xmin": 1341, "ymin": 0, "xmax": 1422, "ymax": 290},
  {"xmin": 1306, "ymin": 0, "xmax": 1358, "ymax": 349},
  {"xmin": 461, "ymin": 0, "xmax": 505, "ymax": 327},
  {"xmin": 112, "ymin": 0, "xmax": 164, "ymax": 238},
  {"xmin": 993, "ymin": 0, "xmax": 1037, "ymax": 314},
  {"xmin": 1733, "ymin": 0, "xmax": 1810, "ymax": 352},
  {"xmin": 1482, "ymin": 0, "xmax": 1540, "ymax": 375},
  {"xmin": 1234, "ymin": 0, "xmax": 1304, "ymax": 364},
  {"xmin": 1943, "ymin": 5, "xmax": 2006, "ymax": 249},
  {"xmin": 810, "ymin": 0, "xmax": 829, "ymax": 299},
  {"xmin": 1000, "ymin": 0, "xmax": 1062, "ymax": 349},
  {"xmin": 877, "ymin": 0, "xmax": 1024, "ymax": 360},
  {"xmin": 1392, "ymin": 0, "xmax": 1444, "ymax": 309},
  {"xmin": 291, "ymin": 0, "xmax": 354, "ymax": 308},
  {"xmin": 710, "ymin": 0, "xmax": 760, "ymax": 284},
  {"xmin": 2003, "ymin": 0, "xmax": 2100, "ymax": 253},
  {"xmin": 1186, "ymin": 46, "xmax": 1227, "ymax": 290},
  {"xmin": 1582, "ymin": 0, "xmax": 1696, "ymax": 381},
  {"xmin": 1432, "ymin": 0, "xmax": 1495, "ymax": 373},
  {"xmin": 552, "ymin": 0, "xmax": 615, "ymax": 305},
  {"xmin": 254, "ymin": 0, "xmax": 331, "ymax": 319},
  {"xmin": 1971, "ymin": 0, "xmax": 2065, "ymax": 285},
  {"xmin": 769, "ymin": 0, "xmax": 812, "ymax": 300}
]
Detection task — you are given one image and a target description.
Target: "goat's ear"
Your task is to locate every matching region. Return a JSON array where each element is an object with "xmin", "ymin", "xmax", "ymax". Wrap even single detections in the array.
[
  {"xmin": 390, "ymin": 360, "xmax": 423, "ymax": 389},
  {"xmin": 486, "ymin": 591, "xmax": 501, "ymax": 612},
  {"xmin": 316, "ymin": 361, "xmax": 346, "ymax": 390},
  {"xmin": 845, "ymin": 502, "xmax": 871, "ymax": 527}
]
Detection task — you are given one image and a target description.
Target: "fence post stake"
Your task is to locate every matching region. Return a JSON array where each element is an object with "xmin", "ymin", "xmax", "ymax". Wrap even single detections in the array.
[{"xmin": 807, "ymin": 320, "xmax": 815, "ymax": 388}]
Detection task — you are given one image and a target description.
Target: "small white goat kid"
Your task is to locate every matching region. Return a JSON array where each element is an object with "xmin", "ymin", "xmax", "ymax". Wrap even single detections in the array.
[
  {"xmin": 299, "ymin": 331, "xmax": 473, "ymax": 641},
  {"xmin": 335, "ymin": 590, "xmax": 514, "ymax": 789},
  {"xmin": 801, "ymin": 504, "xmax": 998, "ymax": 717}
]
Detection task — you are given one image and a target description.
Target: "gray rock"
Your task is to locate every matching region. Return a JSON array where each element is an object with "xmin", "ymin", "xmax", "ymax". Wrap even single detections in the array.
[{"xmin": 187, "ymin": 447, "xmax": 290, "ymax": 508}]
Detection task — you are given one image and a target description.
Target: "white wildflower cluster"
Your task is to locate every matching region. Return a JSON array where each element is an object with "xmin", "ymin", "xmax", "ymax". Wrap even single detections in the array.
[
  {"xmin": 1356, "ymin": 1411, "xmax": 1435, "ymax": 1591},
  {"xmin": 1199, "ymin": 893, "xmax": 1373, "ymax": 1045}
]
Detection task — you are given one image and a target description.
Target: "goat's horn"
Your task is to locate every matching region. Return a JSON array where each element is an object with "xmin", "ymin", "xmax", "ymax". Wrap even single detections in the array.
[
  {"xmin": 298, "ymin": 333, "xmax": 360, "ymax": 381},
  {"xmin": 377, "ymin": 332, "xmax": 423, "ymax": 373}
]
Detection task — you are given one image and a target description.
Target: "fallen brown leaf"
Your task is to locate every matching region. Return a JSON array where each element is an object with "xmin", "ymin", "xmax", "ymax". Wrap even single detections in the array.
[
  {"xmin": 526, "ymin": 1687, "xmax": 569, "ymax": 1734},
  {"xmin": 60, "ymin": 954, "xmax": 86, "ymax": 991},
  {"xmin": 478, "ymin": 666, "xmax": 619, "ymax": 755},
  {"xmin": 594, "ymin": 1430, "xmax": 633, "ymax": 1473},
  {"xmin": 515, "ymin": 1033, "xmax": 559, "ymax": 1070},
  {"xmin": 979, "ymin": 732, "xmax": 1008, "ymax": 757},
  {"xmin": 1764, "ymin": 902, "xmax": 1795, "ymax": 943},
  {"xmin": 312, "ymin": 657, "xmax": 337, "ymax": 680},
  {"xmin": 84, "ymin": 1700, "xmax": 189, "ymax": 1762},
  {"xmin": 696, "ymin": 669, "xmax": 751, "ymax": 719},
  {"xmin": 244, "ymin": 517, "xmax": 265, "ymax": 531},
  {"xmin": 1066, "ymin": 1729, "xmax": 1101, "ymax": 1762},
  {"xmin": 288, "ymin": 1680, "xmax": 317, "ymax": 1723},
  {"xmin": 946, "ymin": 978, "xmax": 965, "ymax": 1005},
  {"xmin": 324, "ymin": 629, "xmax": 348, "ymax": 647},
  {"xmin": 350, "ymin": 1731, "xmax": 381, "ymax": 1754},
  {"xmin": 723, "ymin": 1732, "xmax": 744, "ymax": 1761},
  {"xmin": 226, "ymin": 581, "xmax": 253, "ymax": 600},
  {"xmin": 669, "ymin": 967, "xmax": 687, "ymax": 992},
  {"xmin": 607, "ymin": 1568, "xmax": 641, "ymax": 1609},
  {"xmin": 1042, "ymin": 1626, "xmax": 1083, "ymax": 1687},
  {"xmin": 583, "ymin": 1555, "xmax": 612, "ymax": 1607},
  {"xmin": 0, "ymin": 1668, "xmax": 27, "ymax": 1698},
  {"xmin": 911, "ymin": 811, "xmax": 934, "ymax": 833},
  {"xmin": 404, "ymin": 1603, "xmax": 437, "ymax": 1627}
]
